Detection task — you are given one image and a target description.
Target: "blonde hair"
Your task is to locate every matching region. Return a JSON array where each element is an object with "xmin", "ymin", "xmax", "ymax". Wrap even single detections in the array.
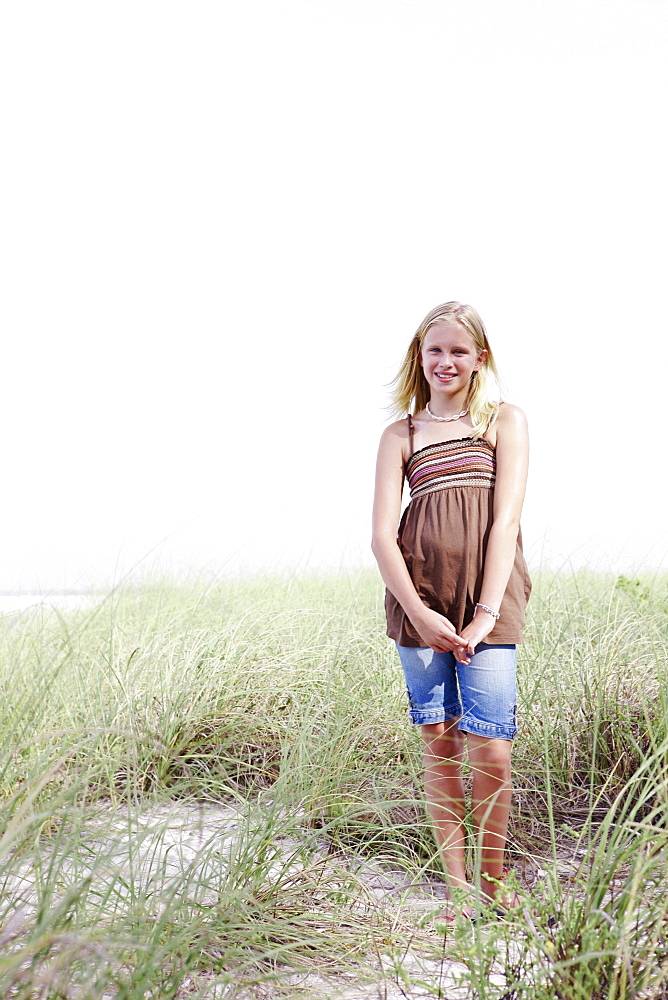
[{"xmin": 391, "ymin": 301, "xmax": 501, "ymax": 439}]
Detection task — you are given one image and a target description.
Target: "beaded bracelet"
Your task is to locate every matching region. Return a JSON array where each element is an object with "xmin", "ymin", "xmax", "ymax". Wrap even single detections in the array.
[{"xmin": 475, "ymin": 602, "xmax": 501, "ymax": 620}]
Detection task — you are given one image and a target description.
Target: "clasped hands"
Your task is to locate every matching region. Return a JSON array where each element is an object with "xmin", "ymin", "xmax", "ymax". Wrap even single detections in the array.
[{"xmin": 412, "ymin": 606, "xmax": 495, "ymax": 664}]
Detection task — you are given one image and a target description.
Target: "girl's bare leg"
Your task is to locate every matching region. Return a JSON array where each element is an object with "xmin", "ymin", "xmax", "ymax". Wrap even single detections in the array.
[
  {"xmin": 420, "ymin": 719, "xmax": 472, "ymax": 911},
  {"xmin": 466, "ymin": 733, "xmax": 515, "ymax": 907}
]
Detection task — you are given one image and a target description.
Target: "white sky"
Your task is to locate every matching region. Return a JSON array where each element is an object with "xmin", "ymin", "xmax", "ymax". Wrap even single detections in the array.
[{"xmin": 1, "ymin": 0, "xmax": 667, "ymax": 591}]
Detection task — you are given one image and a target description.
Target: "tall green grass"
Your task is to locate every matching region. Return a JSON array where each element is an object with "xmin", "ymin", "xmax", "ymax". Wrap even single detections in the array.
[{"xmin": 0, "ymin": 569, "xmax": 667, "ymax": 998}]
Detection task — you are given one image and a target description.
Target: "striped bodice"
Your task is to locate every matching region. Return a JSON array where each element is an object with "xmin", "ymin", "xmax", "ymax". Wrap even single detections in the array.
[{"xmin": 406, "ymin": 438, "xmax": 496, "ymax": 499}]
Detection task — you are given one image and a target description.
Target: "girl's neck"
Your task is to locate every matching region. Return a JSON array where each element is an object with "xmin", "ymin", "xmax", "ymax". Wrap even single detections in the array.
[{"xmin": 426, "ymin": 392, "xmax": 470, "ymax": 420}]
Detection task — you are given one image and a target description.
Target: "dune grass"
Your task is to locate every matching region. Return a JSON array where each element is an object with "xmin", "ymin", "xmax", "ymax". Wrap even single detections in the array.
[{"xmin": 0, "ymin": 568, "xmax": 667, "ymax": 998}]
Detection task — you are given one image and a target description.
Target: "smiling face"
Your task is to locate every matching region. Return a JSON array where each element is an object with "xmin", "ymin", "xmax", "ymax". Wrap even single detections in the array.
[{"xmin": 419, "ymin": 321, "xmax": 487, "ymax": 407}]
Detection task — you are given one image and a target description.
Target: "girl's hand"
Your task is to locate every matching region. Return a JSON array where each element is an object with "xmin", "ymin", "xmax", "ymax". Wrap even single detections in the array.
[
  {"xmin": 458, "ymin": 609, "xmax": 496, "ymax": 659},
  {"xmin": 411, "ymin": 607, "xmax": 468, "ymax": 658}
]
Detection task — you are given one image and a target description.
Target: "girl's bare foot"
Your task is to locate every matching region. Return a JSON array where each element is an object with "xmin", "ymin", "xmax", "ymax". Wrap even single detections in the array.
[
  {"xmin": 435, "ymin": 891, "xmax": 476, "ymax": 925},
  {"xmin": 480, "ymin": 870, "xmax": 522, "ymax": 916},
  {"xmin": 436, "ymin": 900, "xmax": 475, "ymax": 924}
]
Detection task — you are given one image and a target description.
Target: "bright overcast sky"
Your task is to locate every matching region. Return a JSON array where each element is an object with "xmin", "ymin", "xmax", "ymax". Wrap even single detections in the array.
[{"xmin": 1, "ymin": 0, "xmax": 667, "ymax": 591}]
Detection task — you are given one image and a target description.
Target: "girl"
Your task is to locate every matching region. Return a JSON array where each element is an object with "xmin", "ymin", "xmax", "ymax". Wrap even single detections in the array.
[{"xmin": 371, "ymin": 301, "xmax": 531, "ymax": 921}]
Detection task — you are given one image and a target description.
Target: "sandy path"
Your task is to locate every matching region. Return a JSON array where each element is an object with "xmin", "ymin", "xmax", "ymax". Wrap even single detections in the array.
[{"xmin": 4, "ymin": 800, "xmax": 494, "ymax": 999}]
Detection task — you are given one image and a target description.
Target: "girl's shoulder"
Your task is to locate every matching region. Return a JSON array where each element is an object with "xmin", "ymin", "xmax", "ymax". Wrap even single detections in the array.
[
  {"xmin": 486, "ymin": 402, "xmax": 528, "ymax": 450},
  {"xmin": 495, "ymin": 402, "xmax": 527, "ymax": 428},
  {"xmin": 484, "ymin": 403, "xmax": 526, "ymax": 448},
  {"xmin": 374, "ymin": 418, "xmax": 411, "ymax": 496},
  {"xmin": 380, "ymin": 417, "xmax": 413, "ymax": 461},
  {"xmin": 379, "ymin": 415, "xmax": 412, "ymax": 444}
]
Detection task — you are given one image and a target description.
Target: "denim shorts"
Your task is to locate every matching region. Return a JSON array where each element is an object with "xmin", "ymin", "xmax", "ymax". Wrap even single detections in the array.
[{"xmin": 395, "ymin": 642, "xmax": 518, "ymax": 741}]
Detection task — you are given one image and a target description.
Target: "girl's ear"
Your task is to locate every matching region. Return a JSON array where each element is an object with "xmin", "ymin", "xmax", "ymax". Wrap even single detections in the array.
[{"xmin": 474, "ymin": 349, "xmax": 488, "ymax": 371}]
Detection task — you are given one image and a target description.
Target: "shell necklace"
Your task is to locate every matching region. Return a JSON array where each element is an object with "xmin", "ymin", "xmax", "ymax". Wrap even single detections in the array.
[{"xmin": 425, "ymin": 402, "xmax": 469, "ymax": 422}]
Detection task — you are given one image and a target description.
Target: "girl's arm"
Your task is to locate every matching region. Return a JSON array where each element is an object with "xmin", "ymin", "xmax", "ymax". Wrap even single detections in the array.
[
  {"xmin": 459, "ymin": 403, "xmax": 529, "ymax": 654},
  {"xmin": 372, "ymin": 420, "xmax": 468, "ymax": 656}
]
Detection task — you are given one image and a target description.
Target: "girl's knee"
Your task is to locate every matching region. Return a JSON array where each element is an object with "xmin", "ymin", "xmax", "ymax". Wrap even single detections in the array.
[
  {"xmin": 468, "ymin": 734, "xmax": 512, "ymax": 769},
  {"xmin": 422, "ymin": 718, "xmax": 465, "ymax": 752}
]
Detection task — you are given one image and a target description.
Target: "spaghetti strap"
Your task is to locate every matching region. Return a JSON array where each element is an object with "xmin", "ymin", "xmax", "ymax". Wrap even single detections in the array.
[{"xmin": 403, "ymin": 414, "xmax": 414, "ymax": 482}]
